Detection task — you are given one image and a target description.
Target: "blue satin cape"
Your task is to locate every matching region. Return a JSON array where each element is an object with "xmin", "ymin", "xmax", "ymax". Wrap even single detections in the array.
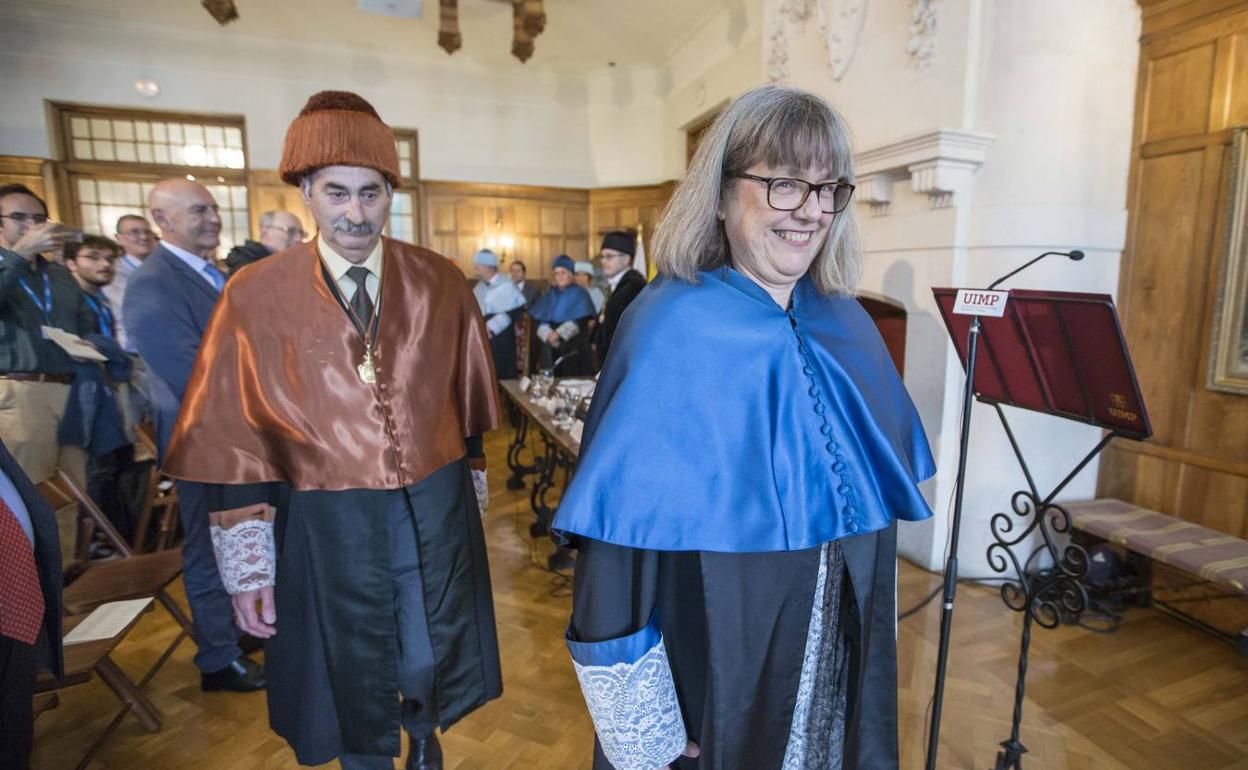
[
  {"xmin": 529, "ymin": 284, "xmax": 596, "ymax": 323},
  {"xmin": 552, "ymin": 266, "xmax": 935, "ymax": 552}
]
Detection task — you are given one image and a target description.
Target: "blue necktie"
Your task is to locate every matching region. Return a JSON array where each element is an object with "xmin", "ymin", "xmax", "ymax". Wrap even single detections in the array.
[{"xmin": 203, "ymin": 263, "xmax": 226, "ymax": 292}]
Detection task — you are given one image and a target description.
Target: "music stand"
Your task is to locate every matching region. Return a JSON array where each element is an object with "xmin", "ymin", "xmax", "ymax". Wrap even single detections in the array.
[{"xmin": 927, "ymin": 288, "xmax": 1151, "ymax": 770}]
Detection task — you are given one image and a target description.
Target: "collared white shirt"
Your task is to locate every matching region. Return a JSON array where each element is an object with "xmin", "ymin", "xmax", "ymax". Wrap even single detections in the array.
[
  {"xmin": 102, "ymin": 254, "xmax": 143, "ymax": 351},
  {"xmin": 318, "ymin": 235, "xmax": 383, "ymax": 305},
  {"xmin": 161, "ymin": 240, "xmax": 221, "ymax": 290},
  {"xmin": 607, "ymin": 269, "xmax": 630, "ymax": 292}
]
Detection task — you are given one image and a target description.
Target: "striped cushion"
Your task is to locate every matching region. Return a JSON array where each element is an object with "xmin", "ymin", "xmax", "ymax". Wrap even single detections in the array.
[{"xmin": 1067, "ymin": 498, "xmax": 1248, "ymax": 594}]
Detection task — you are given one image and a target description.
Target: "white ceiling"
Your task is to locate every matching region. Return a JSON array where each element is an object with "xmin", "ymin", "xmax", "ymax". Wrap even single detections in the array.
[{"xmin": 24, "ymin": 0, "xmax": 731, "ymax": 68}]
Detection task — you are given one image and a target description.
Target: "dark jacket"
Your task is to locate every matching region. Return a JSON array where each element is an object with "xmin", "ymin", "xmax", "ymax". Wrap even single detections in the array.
[
  {"xmin": 122, "ymin": 244, "xmax": 220, "ymax": 458},
  {"xmin": 595, "ymin": 269, "xmax": 646, "ymax": 365},
  {"xmin": 57, "ymin": 335, "xmax": 132, "ymax": 458},
  {"xmin": 0, "ymin": 439, "xmax": 63, "ymax": 678},
  {"xmin": 224, "ymin": 240, "xmax": 272, "ymax": 278}
]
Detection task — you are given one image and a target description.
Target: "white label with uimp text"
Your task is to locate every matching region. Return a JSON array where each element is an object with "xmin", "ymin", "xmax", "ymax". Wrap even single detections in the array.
[{"xmin": 952, "ymin": 289, "xmax": 1009, "ymax": 317}]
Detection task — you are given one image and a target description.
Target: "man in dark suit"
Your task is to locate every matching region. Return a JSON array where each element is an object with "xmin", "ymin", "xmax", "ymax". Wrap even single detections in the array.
[
  {"xmin": 508, "ymin": 260, "xmax": 541, "ymax": 307},
  {"xmin": 0, "ymin": 437, "xmax": 62, "ymax": 770},
  {"xmin": 594, "ymin": 231, "xmax": 647, "ymax": 365},
  {"xmin": 123, "ymin": 179, "xmax": 263, "ymax": 693}
]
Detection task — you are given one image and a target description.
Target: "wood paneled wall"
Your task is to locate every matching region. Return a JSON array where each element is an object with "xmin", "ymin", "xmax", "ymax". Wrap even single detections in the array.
[
  {"xmin": 421, "ymin": 180, "xmax": 590, "ymax": 279},
  {"xmin": 588, "ymin": 182, "xmax": 676, "ymax": 255},
  {"xmin": 1099, "ymin": 0, "xmax": 1248, "ymax": 630},
  {"xmin": 246, "ymin": 169, "xmax": 315, "ymax": 238},
  {"xmin": 0, "ymin": 155, "xmax": 63, "ymax": 221}
]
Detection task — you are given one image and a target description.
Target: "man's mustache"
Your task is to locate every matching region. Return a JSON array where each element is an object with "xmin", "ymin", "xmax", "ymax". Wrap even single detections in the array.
[{"xmin": 334, "ymin": 219, "xmax": 374, "ymax": 235}]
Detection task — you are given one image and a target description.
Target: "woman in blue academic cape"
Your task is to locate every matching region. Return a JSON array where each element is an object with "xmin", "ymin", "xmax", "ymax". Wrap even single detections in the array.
[
  {"xmin": 528, "ymin": 255, "xmax": 598, "ymax": 376},
  {"xmin": 552, "ymin": 84, "xmax": 937, "ymax": 770}
]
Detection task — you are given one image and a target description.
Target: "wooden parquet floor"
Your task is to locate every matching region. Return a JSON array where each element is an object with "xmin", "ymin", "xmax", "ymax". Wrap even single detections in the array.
[{"xmin": 32, "ymin": 430, "xmax": 1248, "ymax": 770}]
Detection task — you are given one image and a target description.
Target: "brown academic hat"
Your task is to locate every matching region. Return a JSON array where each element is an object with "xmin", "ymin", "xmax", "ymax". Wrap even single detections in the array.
[{"xmin": 278, "ymin": 91, "xmax": 401, "ymax": 188}]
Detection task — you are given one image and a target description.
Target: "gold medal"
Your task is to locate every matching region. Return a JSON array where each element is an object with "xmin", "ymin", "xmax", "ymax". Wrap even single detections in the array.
[{"xmin": 358, "ymin": 348, "xmax": 377, "ymax": 384}]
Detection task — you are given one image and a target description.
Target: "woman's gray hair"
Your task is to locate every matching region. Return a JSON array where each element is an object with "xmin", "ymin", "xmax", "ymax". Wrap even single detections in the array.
[{"xmin": 652, "ymin": 84, "xmax": 862, "ymax": 296}]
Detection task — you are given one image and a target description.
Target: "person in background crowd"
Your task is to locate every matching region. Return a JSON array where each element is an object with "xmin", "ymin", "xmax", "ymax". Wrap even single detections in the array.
[
  {"xmin": 224, "ymin": 209, "xmax": 307, "ymax": 277},
  {"xmin": 573, "ymin": 261, "xmax": 605, "ymax": 314},
  {"xmin": 472, "ymin": 248, "xmax": 527, "ymax": 380},
  {"xmin": 508, "ymin": 259, "xmax": 540, "ymax": 306},
  {"xmin": 63, "ymin": 235, "xmax": 141, "ymax": 546},
  {"xmin": 106, "ymin": 214, "xmax": 156, "ymax": 353},
  {"xmin": 0, "ymin": 183, "xmax": 92, "ymax": 486},
  {"xmin": 593, "ymin": 230, "xmax": 646, "ymax": 366},
  {"xmin": 124, "ymin": 178, "xmax": 265, "ymax": 694},
  {"xmin": 529, "ymin": 254, "xmax": 596, "ymax": 377},
  {"xmin": 104, "ymin": 214, "xmax": 157, "ymax": 427},
  {"xmin": 0, "ymin": 437, "xmax": 63, "ymax": 770}
]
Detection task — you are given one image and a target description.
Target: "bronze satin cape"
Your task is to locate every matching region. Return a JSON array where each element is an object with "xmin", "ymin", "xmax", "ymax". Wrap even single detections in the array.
[
  {"xmin": 163, "ymin": 238, "xmax": 503, "ymax": 764},
  {"xmin": 164, "ymin": 237, "xmax": 499, "ymax": 489}
]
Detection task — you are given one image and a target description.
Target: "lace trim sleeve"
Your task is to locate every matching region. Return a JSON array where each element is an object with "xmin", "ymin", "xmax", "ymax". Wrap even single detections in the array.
[
  {"xmin": 209, "ymin": 504, "xmax": 276, "ymax": 595},
  {"xmin": 568, "ymin": 617, "xmax": 686, "ymax": 770}
]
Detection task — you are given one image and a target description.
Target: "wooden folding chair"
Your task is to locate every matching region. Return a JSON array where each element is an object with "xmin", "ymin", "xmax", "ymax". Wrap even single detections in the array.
[
  {"xmin": 35, "ymin": 606, "xmax": 164, "ymax": 770},
  {"xmin": 130, "ymin": 424, "xmax": 180, "ymax": 553}
]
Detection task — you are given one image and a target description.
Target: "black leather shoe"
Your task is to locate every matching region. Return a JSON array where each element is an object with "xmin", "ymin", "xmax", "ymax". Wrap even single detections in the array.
[
  {"xmin": 237, "ymin": 634, "xmax": 264, "ymax": 655},
  {"xmin": 405, "ymin": 733, "xmax": 443, "ymax": 770},
  {"xmin": 201, "ymin": 656, "xmax": 266, "ymax": 692}
]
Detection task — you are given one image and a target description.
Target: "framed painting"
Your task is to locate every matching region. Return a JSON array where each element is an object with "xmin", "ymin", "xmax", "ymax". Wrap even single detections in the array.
[{"xmin": 1209, "ymin": 127, "xmax": 1248, "ymax": 395}]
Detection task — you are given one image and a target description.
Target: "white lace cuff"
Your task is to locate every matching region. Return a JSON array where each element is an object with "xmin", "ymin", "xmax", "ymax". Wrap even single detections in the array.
[
  {"xmin": 567, "ymin": 614, "xmax": 687, "ymax": 770},
  {"xmin": 555, "ymin": 320, "xmax": 580, "ymax": 340},
  {"xmin": 472, "ymin": 468, "xmax": 488, "ymax": 518},
  {"xmin": 209, "ymin": 504, "xmax": 277, "ymax": 595}
]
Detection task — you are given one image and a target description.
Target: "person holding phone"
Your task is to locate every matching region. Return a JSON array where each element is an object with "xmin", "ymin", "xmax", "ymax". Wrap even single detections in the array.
[{"xmin": 0, "ymin": 183, "xmax": 94, "ymax": 486}]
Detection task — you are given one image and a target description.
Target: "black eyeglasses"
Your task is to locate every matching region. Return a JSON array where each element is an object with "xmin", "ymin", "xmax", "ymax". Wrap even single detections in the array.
[
  {"xmin": 736, "ymin": 174, "xmax": 855, "ymax": 214},
  {"xmin": 0, "ymin": 213, "xmax": 50, "ymax": 225}
]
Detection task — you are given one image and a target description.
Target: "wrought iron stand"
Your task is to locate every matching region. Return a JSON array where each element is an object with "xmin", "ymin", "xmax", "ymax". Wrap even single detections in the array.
[{"xmin": 987, "ymin": 402, "xmax": 1121, "ymax": 770}]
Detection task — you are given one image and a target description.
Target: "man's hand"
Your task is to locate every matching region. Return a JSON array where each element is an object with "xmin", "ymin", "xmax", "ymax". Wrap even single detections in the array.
[
  {"xmin": 660, "ymin": 742, "xmax": 700, "ymax": 769},
  {"xmin": 233, "ymin": 585, "xmax": 276, "ymax": 638},
  {"xmin": 546, "ymin": 331, "xmax": 562, "ymax": 347},
  {"xmin": 10, "ymin": 222, "xmax": 76, "ymax": 260}
]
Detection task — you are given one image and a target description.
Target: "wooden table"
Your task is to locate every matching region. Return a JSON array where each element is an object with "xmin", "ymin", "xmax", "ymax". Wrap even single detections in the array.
[{"xmin": 499, "ymin": 380, "xmax": 584, "ymax": 567}]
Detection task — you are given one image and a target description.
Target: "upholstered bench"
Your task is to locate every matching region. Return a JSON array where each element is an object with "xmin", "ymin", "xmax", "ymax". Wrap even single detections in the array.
[{"xmin": 1067, "ymin": 498, "xmax": 1248, "ymax": 653}]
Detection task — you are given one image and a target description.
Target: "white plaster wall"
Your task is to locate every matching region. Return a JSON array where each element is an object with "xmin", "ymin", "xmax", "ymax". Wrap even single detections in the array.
[
  {"xmin": 0, "ymin": 4, "xmax": 595, "ymax": 187},
  {"xmin": 586, "ymin": 65, "xmax": 668, "ymax": 187}
]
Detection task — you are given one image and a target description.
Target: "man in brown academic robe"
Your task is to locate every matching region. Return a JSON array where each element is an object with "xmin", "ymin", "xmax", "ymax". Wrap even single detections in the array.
[{"xmin": 163, "ymin": 91, "xmax": 501, "ymax": 770}]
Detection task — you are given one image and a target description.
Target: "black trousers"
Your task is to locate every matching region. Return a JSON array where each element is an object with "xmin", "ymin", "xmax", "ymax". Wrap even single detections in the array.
[
  {"xmin": 338, "ymin": 490, "xmax": 439, "ymax": 770},
  {"xmin": 0, "ymin": 634, "xmax": 38, "ymax": 770}
]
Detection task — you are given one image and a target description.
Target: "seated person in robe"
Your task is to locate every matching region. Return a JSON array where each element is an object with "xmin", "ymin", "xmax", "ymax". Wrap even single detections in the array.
[{"xmin": 528, "ymin": 254, "xmax": 597, "ymax": 377}]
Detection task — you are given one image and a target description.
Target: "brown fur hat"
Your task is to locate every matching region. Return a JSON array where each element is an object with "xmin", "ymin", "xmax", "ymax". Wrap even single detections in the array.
[{"xmin": 278, "ymin": 91, "xmax": 401, "ymax": 188}]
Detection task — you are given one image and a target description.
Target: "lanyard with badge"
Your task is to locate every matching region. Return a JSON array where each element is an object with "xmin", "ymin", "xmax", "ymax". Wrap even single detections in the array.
[
  {"xmin": 83, "ymin": 293, "xmax": 113, "ymax": 338},
  {"xmin": 18, "ymin": 271, "xmax": 53, "ymax": 336}
]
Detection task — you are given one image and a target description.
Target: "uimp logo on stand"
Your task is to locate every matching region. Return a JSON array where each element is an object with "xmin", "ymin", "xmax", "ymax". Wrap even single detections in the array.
[{"xmin": 952, "ymin": 289, "xmax": 1009, "ymax": 317}]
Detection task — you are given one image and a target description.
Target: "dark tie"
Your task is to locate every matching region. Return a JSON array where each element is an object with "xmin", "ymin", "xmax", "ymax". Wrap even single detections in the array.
[
  {"xmin": 345, "ymin": 266, "xmax": 374, "ymax": 327},
  {"xmin": 0, "ymin": 498, "xmax": 44, "ymax": 645}
]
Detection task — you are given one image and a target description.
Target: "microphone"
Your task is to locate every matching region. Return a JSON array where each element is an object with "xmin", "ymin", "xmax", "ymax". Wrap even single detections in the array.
[{"xmin": 988, "ymin": 249, "xmax": 1086, "ymax": 290}]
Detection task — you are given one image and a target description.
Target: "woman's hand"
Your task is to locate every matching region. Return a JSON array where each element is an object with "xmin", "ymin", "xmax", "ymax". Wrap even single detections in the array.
[{"xmin": 546, "ymin": 331, "xmax": 562, "ymax": 347}]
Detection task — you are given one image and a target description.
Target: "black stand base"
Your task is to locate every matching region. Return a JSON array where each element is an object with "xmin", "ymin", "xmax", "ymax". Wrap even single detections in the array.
[{"xmin": 993, "ymin": 738, "xmax": 1027, "ymax": 770}]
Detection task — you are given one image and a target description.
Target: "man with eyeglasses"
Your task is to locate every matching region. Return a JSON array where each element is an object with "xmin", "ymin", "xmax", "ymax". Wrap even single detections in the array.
[
  {"xmin": 224, "ymin": 209, "xmax": 307, "ymax": 277},
  {"xmin": 0, "ymin": 183, "xmax": 94, "ymax": 487},
  {"xmin": 63, "ymin": 235, "xmax": 142, "ymax": 547},
  {"xmin": 105, "ymin": 214, "xmax": 156, "ymax": 352}
]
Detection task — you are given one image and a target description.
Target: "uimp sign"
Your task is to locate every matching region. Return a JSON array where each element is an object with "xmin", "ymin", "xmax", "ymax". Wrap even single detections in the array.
[{"xmin": 952, "ymin": 289, "xmax": 1009, "ymax": 317}]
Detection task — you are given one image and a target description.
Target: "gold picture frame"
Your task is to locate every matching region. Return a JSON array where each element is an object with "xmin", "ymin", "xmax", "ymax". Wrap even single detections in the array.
[{"xmin": 1209, "ymin": 127, "xmax": 1248, "ymax": 395}]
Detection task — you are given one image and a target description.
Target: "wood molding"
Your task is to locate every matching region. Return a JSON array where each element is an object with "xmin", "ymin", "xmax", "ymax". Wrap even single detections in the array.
[
  {"xmin": 1141, "ymin": 0, "xmax": 1248, "ymax": 40},
  {"xmin": 421, "ymin": 180, "xmax": 588, "ymax": 206},
  {"xmin": 1109, "ymin": 438, "xmax": 1248, "ymax": 478}
]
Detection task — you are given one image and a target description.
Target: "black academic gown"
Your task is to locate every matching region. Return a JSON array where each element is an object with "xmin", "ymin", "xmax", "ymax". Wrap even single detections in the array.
[
  {"xmin": 214, "ymin": 461, "xmax": 500, "ymax": 766},
  {"xmin": 595, "ymin": 268, "xmax": 646, "ymax": 366},
  {"xmin": 570, "ymin": 522, "xmax": 900, "ymax": 770}
]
